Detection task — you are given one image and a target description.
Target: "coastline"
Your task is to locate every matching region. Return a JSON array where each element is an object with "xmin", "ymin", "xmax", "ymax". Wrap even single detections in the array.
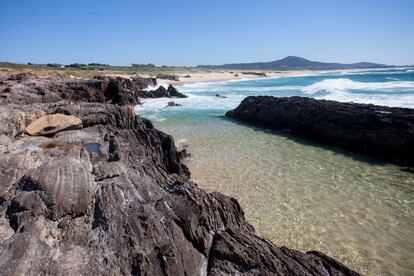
[
  {"xmin": 160, "ymin": 67, "xmax": 409, "ymax": 87},
  {"xmin": 0, "ymin": 71, "xmax": 360, "ymax": 275}
]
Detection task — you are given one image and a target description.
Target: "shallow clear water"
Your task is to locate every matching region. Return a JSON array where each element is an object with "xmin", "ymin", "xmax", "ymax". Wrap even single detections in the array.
[{"xmin": 137, "ymin": 68, "xmax": 414, "ymax": 275}]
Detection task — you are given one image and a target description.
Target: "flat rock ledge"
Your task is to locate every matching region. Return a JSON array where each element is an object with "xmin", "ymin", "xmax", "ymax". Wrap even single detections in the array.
[
  {"xmin": 226, "ymin": 96, "xmax": 414, "ymax": 166},
  {"xmin": 0, "ymin": 75, "xmax": 359, "ymax": 275}
]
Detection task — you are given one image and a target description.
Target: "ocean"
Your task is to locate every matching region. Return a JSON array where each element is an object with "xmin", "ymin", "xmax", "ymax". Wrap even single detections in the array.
[{"xmin": 136, "ymin": 68, "xmax": 414, "ymax": 275}]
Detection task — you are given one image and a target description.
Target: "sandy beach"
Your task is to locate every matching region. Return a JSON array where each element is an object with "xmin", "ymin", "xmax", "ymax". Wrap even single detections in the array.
[{"xmin": 154, "ymin": 67, "xmax": 401, "ymax": 87}]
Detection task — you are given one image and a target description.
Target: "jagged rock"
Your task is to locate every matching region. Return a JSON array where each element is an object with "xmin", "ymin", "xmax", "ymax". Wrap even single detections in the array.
[
  {"xmin": 156, "ymin": 73, "xmax": 180, "ymax": 81},
  {"xmin": 0, "ymin": 74, "xmax": 156, "ymax": 106},
  {"xmin": 25, "ymin": 114, "xmax": 82, "ymax": 136},
  {"xmin": 0, "ymin": 78, "xmax": 359, "ymax": 275},
  {"xmin": 145, "ymin": 85, "xmax": 187, "ymax": 98},
  {"xmin": 167, "ymin": 84, "xmax": 187, "ymax": 98},
  {"xmin": 226, "ymin": 96, "xmax": 414, "ymax": 165}
]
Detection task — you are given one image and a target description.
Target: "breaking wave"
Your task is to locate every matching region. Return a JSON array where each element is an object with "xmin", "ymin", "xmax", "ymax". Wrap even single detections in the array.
[{"xmin": 302, "ymin": 78, "xmax": 414, "ymax": 95}]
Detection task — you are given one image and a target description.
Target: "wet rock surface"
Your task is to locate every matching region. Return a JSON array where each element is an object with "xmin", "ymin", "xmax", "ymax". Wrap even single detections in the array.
[
  {"xmin": 226, "ymin": 96, "xmax": 414, "ymax": 165},
  {"xmin": 0, "ymin": 77, "xmax": 359, "ymax": 275}
]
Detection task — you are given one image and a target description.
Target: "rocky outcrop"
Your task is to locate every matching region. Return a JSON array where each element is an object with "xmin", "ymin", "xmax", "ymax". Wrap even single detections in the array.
[
  {"xmin": 226, "ymin": 96, "xmax": 414, "ymax": 165},
  {"xmin": 0, "ymin": 78, "xmax": 359, "ymax": 275},
  {"xmin": 143, "ymin": 84, "xmax": 188, "ymax": 98},
  {"xmin": 0, "ymin": 73, "xmax": 184, "ymax": 106}
]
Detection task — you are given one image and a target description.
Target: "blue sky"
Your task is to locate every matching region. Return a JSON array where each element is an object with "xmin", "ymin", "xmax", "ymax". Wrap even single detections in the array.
[{"xmin": 0, "ymin": 0, "xmax": 413, "ymax": 66}]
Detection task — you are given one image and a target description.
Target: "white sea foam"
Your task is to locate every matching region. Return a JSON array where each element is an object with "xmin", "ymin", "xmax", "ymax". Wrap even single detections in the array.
[
  {"xmin": 180, "ymin": 85, "xmax": 303, "ymax": 93},
  {"xmin": 339, "ymin": 68, "xmax": 414, "ymax": 76},
  {"xmin": 302, "ymin": 78, "xmax": 414, "ymax": 95},
  {"xmin": 318, "ymin": 91, "xmax": 414, "ymax": 108},
  {"xmin": 143, "ymin": 80, "xmax": 170, "ymax": 91},
  {"xmin": 136, "ymin": 73, "xmax": 414, "ymax": 119},
  {"xmin": 386, "ymin": 77, "xmax": 400, "ymax": 81}
]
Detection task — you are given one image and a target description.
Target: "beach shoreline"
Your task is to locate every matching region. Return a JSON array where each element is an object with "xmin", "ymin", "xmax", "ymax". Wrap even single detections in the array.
[{"xmin": 161, "ymin": 67, "xmax": 408, "ymax": 87}]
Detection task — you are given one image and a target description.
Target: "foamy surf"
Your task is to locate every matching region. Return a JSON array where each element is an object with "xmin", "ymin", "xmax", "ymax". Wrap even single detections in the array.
[
  {"xmin": 302, "ymin": 78, "xmax": 414, "ymax": 95},
  {"xmin": 136, "ymin": 67, "xmax": 414, "ymax": 121}
]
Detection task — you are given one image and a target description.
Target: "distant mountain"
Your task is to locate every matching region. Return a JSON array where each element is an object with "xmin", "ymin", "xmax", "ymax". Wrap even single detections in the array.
[{"xmin": 198, "ymin": 56, "xmax": 391, "ymax": 70}]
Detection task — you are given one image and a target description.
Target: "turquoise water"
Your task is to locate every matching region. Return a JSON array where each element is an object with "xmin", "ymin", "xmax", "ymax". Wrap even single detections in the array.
[
  {"xmin": 138, "ymin": 67, "xmax": 414, "ymax": 120},
  {"xmin": 136, "ymin": 68, "xmax": 414, "ymax": 275}
]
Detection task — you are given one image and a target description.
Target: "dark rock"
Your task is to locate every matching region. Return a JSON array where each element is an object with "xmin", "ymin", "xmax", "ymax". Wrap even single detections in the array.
[
  {"xmin": 167, "ymin": 101, "xmax": 181, "ymax": 107},
  {"xmin": 148, "ymin": 86, "xmax": 169, "ymax": 98},
  {"xmin": 183, "ymin": 75, "xmax": 191, "ymax": 78},
  {"xmin": 0, "ymin": 80, "xmax": 359, "ymax": 274},
  {"xmin": 144, "ymin": 85, "xmax": 187, "ymax": 98},
  {"xmin": 167, "ymin": 84, "xmax": 187, "ymax": 98},
  {"xmin": 0, "ymin": 73, "xmax": 175, "ymax": 105},
  {"xmin": 241, "ymin": 71, "xmax": 267, "ymax": 77},
  {"xmin": 226, "ymin": 96, "xmax": 414, "ymax": 165},
  {"xmin": 215, "ymin": 93, "xmax": 227, "ymax": 98},
  {"xmin": 0, "ymin": 74, "xmax": 162, "ymax": 106},
  {"xmin": 156, "ymin": 73, "xmax": 180, "ymax": 81}
]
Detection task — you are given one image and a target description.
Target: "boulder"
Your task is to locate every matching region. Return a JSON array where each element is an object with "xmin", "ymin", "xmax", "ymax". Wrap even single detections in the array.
[
  {"xmin": 25, "ymin": 114, "xmax": 82, "ymax": 136},
  {"xmin": 167, "ymin": 101, "xmax": 181, "ymax": 107},
  {"xmin": 167, "ymin": 84, "xmax": 188, "ymax": 98}
]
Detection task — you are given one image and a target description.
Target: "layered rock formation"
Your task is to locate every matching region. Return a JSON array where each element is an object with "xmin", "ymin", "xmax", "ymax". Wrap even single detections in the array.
[
  {"xmin": 0, "ymin": 73, "xmax": 185, "ymax": 106},
  {"xmin": 0, "ymin": 75, "xmax": 359, "ymax": 275},
  {"xmin": 226, "ymin": 96, "xmax": 414, "ymax": 165}
]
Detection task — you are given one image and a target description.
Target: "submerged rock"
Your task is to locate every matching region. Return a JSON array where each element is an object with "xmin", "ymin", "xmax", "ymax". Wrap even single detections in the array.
[
  {"xmin": 226, "ymin": 96, "xmax": 414, "ymax": 165},
  {"xmin": 0, "ymin": 77, "xmax": 359, "ymax": 275}
]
